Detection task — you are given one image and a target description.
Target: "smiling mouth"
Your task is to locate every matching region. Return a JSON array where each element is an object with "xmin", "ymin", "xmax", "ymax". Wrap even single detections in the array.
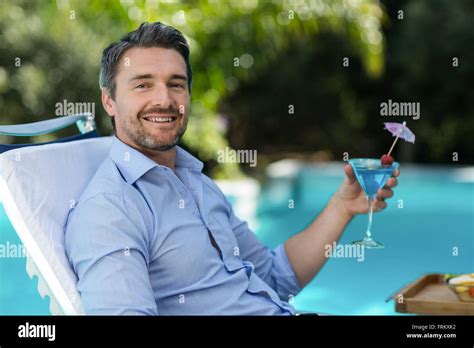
[{"xmin": 142, "ymin": 115, "xmax": 179, "ymax": 123}]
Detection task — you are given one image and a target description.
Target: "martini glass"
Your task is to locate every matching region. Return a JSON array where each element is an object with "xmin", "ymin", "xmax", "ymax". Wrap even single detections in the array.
[{"xmin": 349, "ymin": 158, "xmax": 399, "ymax": 249}]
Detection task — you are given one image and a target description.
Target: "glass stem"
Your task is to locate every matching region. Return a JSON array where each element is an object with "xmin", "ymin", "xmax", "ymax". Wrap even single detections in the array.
[{"xmin": 365, "ymin": 197, "xmax": 375, "ymax": 240}]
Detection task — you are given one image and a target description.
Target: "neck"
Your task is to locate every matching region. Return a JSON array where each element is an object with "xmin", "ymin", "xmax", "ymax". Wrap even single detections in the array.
[
  {"xmin": 142, "ymin": 146, "xmax": 177, "ymax": 170},
  {"xmin": 116, "ymin": 135, "xmax": 177, "ymax": 170}
]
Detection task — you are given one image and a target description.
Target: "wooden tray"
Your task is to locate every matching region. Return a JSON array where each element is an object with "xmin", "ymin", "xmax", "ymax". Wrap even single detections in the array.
[{"xmin": 394, "ymin": 274, "xmax": 474, "ymax": 315}]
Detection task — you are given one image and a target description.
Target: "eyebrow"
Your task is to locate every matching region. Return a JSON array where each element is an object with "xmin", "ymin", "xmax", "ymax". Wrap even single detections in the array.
[
  {"xmin": 169, "ymin": 74, "xmax": 187, "ymax": 82},
  {"xmin": 128, "ymin": 73, "xmax": 154, "ymax": 83},
  {"xmin": 128, "ymin": 73, "xmax": 187, "ymax": 83}
]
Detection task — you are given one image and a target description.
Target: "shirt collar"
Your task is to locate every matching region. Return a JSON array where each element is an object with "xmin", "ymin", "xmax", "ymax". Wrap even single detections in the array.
[{"xmin": 109, "ymin": 136, "xmax": 203, "ymax": 184}]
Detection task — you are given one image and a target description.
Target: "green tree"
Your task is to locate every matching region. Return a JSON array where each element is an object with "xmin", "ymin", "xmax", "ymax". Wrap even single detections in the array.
[
  {"xmin": 0, "ymin": 0, "xmax": 385, "ymax": 176},
  {"xmin": 222, "ymin": 0, "xmax": 474, "ymax": 166}
]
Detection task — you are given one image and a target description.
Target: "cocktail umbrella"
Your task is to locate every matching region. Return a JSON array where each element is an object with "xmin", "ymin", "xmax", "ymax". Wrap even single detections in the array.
[{"xmin": 384, "ymin": 121, "xmax": 415, "ymax": 157}]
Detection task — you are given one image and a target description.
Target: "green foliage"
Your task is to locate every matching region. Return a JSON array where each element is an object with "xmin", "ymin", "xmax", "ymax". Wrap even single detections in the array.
[
  {"xmin": 0, "ymin": 0, "xmax": 384, "ymax": 177},
  {"xmin": 222, "ymin": 0, "xmax": 474, "ymax": 165},
  {"xmin": 387, "ymin": 0, "xmax": 474, "ymax": 163}
]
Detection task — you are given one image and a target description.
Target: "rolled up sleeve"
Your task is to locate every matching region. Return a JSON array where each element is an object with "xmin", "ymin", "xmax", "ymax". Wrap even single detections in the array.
[{"xmin": 270, "ymin": 243, "xmax": 302, "ymax": 299}]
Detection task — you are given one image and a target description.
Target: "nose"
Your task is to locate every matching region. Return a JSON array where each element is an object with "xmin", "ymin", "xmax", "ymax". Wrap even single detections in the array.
[{"xmin": 151, "ymin": 83, "xmax": 172, "ymax": 109}]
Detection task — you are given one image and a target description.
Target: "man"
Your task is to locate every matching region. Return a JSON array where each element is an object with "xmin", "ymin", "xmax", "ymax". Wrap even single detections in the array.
[{"xmin": 65, "ymin": 22, "xmax": 399, "ymax": 315}]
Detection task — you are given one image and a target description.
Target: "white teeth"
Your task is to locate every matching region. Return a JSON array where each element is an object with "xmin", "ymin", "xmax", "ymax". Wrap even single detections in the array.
[{"xmin": 145, "ymin": 117, "xmax": 174, "ymax": 123}]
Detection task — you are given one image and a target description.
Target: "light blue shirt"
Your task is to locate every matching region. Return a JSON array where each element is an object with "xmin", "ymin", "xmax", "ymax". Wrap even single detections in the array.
[{"xmin": 65, "ymin": 136, "xmax": 301, "ymax": 315}]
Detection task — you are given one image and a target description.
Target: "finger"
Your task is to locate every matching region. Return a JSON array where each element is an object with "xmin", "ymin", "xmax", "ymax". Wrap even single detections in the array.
[
  {"xmin": 343, "ymin": 164, "xmax": 357, "ymax": 185},
  {"xmin": 377, "ymin": 188, "xmax": 394, "ymax": 200},
  {"xmin": 375, "ymin": 200, "xmax": 387, "ymax": 211},
  {"xmin": 392, "ymin": 169, "xmax": 400, "ymax": 177},
  {"xmin": 384, "ymin": 177, "xmax": 398, "ymax": 188}
]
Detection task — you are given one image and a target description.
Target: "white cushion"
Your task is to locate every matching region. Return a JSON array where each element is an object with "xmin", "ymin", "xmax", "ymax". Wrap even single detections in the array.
[{"xmin": 0, "ymin": 136, "xmax": 113, "ymax": 314}]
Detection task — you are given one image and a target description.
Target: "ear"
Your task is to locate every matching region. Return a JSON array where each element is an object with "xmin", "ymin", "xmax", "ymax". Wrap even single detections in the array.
[{"xmin": 101, "ymin": 87, "xmax": 117, "ymax": 117}]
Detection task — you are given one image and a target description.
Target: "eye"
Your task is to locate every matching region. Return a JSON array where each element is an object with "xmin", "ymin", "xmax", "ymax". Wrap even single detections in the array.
[
  {"xmin": 170, "ymin": 83, "xmax": 185, "ymax": 89},
  {"xmin": 135, "ymin": 82, "xmax": 151, "ymax": 89}
]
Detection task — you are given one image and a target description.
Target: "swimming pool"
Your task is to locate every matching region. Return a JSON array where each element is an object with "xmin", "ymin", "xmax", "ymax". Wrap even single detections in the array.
[
  {"xmin": 0, "ymin": 205, "xmax": 50, "ymax": 314},
  {"xmin": 0, "ymin": 163, "xmax": 472, "ymax": 315},
  {"xmin": 258, "ymin": 163, "xmax": 474, "ymax": 315}
]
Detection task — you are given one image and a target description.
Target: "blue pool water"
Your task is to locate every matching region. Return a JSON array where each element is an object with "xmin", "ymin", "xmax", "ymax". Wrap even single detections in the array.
[
  {"xmin": 0, "ymin": 207, "xmax": 50, "ymax": 314},
  {"xmin": 0, "ymin": 163, "xmax": 472, "ymax": 315},
  {"xmin": 257, "ymin": 164, "xmax": 473, "ymax": 315}
]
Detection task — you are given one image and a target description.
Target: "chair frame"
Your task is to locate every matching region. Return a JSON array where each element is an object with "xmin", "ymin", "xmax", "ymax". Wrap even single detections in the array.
[{"xmin": 0, "ymin": 114, "xmax": 97, "ymax": 315}]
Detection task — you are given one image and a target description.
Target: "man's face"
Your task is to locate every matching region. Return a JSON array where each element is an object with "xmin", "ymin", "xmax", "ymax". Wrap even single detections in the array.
[{"xmin": 103, "ymin": 47, "xmax": 190, "ymax": 151}]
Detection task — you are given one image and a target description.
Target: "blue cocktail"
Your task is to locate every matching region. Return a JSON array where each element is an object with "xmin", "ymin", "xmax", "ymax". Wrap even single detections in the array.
[{"xmin": 349, "ymin": 158, "xmax": 399, "ymax": 249}]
